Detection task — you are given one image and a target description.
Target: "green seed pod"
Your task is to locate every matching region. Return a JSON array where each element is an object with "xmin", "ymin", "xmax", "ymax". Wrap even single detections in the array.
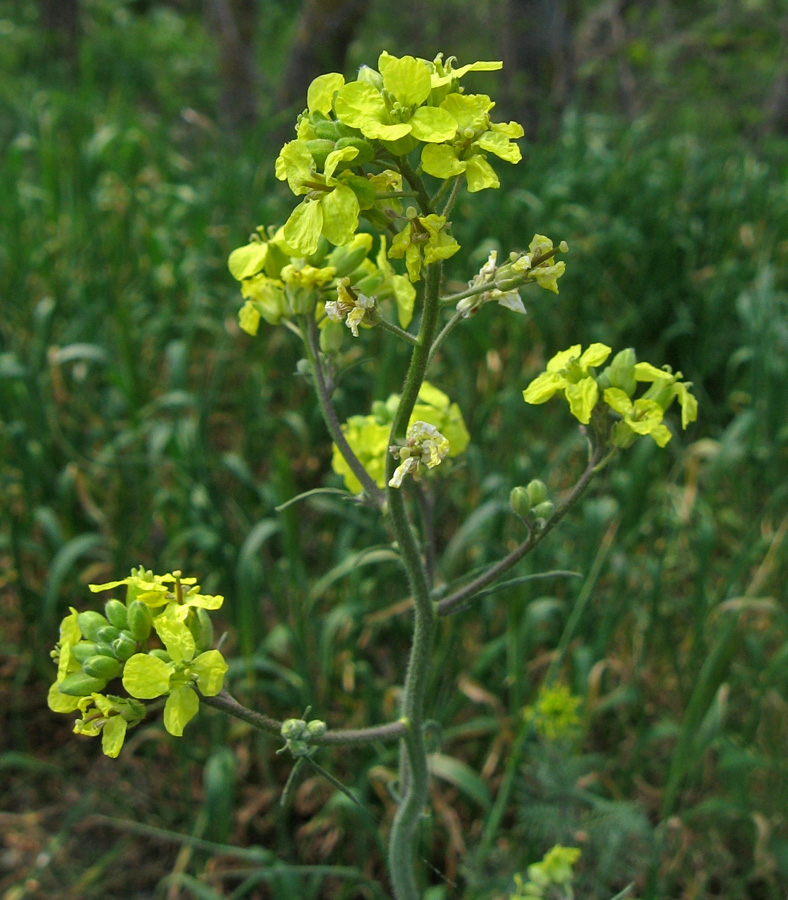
[
  {"xmin": 312, "ymin": 119, "xmax": 339, "ymax": 141},
  {"xmin": 71, "ymin": 641, "xmax": 100, "ymax": 663},
  {"xmin": 509, "ymin": 486, "xmax": 532, "ymax": 518},
  {"xmin": 532, "ymin": 500, "xmax": 555, "ymax": 520},
  {"xmin": 306, "ymin": 719, "xmax": 327, "ymax": 738},
  {"xmin": 77, "ymin": 610, "xmax": 110, "ymax": 642},
  {"xmin": 97, "ymin": 625, "xmax": 121, "ymax": 644},
  {"xmin": 127, "ymin": 600, "xmax": 152, "ymax": 643},
  {"xmin": 82, "ymin": 655, "xmax": 122, "ymax": 681},
  {"xmin": 58, "ymin": 672, "xmax": 108, "ymax": 696},
  {"xmin": 104, "ymin": 599, "xmax": 128, "ymax": 630},
  {"xmin": 526, "ymin": 479, "xmax": 548, "ymax": 506},
  {"xmin": 334, "ymin": 136, "xmax": 376, "ymax": 166},
  {"xmin": 112, "ymin": 632, "xmax": 138, "ymax": 661},
  {"xmin": 305, "ymin": 138, "xmax": 337, "ymax": 170},
  {"xmin": 192, "ymin": 608, "xmax": 214, "ymax": 654}
]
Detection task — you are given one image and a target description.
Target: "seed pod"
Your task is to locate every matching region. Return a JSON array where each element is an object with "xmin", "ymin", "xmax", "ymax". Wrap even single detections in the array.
[
  {"xmin": 82, "ymin": 655, "xmax": 122, "ymax": 681},
  {"xmin": 112, "ymin": 632, "xmax": 137, "ymax": 661},
  {"xmin": 526, "ymin": 479, "xmax": 548, "ymax": 506},
  {"xmin": 104, "ymin": 599, "xmax": 128, "ymax": 630},
  {"xmin": 71, "ymin": 641, "xmax": 100, "ymax": 663},
  {"xmin": 532, "ymin": 500, "xmax": 555, "ymax": 520},
  {"xmin": 97, "ymin": 625, "xmax": 121, "ymax": 644},
  {"xmin": 58, "ymin": 672, "xmax": 108, "ymax": 696},
  {"xmin": 127, "ymin": 600, "xmax": 152, "ymax": 643},
  {"xmin": 509, "ymin": 486, "xmax": 532, "ymax": 518},
  {"xmin": 77, "ymin": 611, "xmax": 110, "ymax": 642}
]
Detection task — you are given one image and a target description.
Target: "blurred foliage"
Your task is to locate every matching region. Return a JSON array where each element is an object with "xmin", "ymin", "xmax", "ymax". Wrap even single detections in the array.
[{"xmin": 1, "ymin": 1, "xmax": 788, "ymax": 898}]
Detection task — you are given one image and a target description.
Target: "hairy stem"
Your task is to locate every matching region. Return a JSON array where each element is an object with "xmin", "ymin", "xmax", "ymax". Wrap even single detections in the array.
[
  {"xmin": 385, "ymin": 259, "xmax": 443, "ymax": 900},
  {"xmin": 304, "ymin": 317, "xmax": 386, "ymax": 507}
]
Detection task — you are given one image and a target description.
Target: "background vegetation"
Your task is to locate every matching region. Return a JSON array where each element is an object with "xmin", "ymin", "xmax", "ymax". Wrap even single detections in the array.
[{"xmin": 2, "ymin": 1, "xmax": 788, "ymax": 898}]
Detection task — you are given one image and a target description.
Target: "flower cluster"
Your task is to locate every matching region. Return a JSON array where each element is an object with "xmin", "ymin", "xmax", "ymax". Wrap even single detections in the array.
[
  {"xmin": 523, "ymin": 344, "xmax": 698, "ymax": 446},
  {"xmin": 389, "ymin": 421, "xmax": 450, "ymax": 488},
  {"xmin": 510, "ymin": 845, "xmax": 581, "ymax": 900},
  {"xmin": 331, "ymin": 382, "xmax": 470, "ymax": 493},
  {"xmin": 48, "ymin": 569, "xmax": 228, "ymax": 757}
]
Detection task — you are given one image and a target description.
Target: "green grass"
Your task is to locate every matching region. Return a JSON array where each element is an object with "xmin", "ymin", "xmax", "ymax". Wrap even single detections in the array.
[{"xmin": 2, "ymin": 2, "xmax": 788, "ymax": 898}]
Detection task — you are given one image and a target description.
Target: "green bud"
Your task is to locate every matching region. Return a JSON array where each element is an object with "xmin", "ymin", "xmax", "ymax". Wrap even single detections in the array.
[
  {"xmin": 71, "ymin": 641, "xmax": 100, "ymax": 663},
  {"xmin": 532, "ymin": 500, "xmax": 555, "ymax": 520},
  {"xmin": 191, "ymin": 608, "xmax": 214, "ymax": 655},
  {"xmin": 307, "ymin": 235, "xmax": 330, "ymax": 266},
  {"xmin": 334, "ymin": 136, "xmax": 375, "ymax": 166},
  {"xmin": 312, "ymin": 120, "xmax": 339, "ymax": 141},
  {"xmin": 149, "ymin": 648, "xmax": 171, "ymax": 662},
  {"xmin": 97, "ymin": 625, "xmax": 121, "ymax": 644},
  {"xmin": 306, "ymin": 719, "xmax": 327, "ymax": 738},
  {"xmin": 82, "ymin": 655, "xmax": 122, "ymax": 680},
  {"xmin": 305, "ymin": 138, "xmax": 336, "ymax": 170},
  {"xmin": 596, "ymin": 368, "xmax": 612, "ymax": 391},
  {"xmin": 94, "ymin": 641, "xmax": 117, "ymax": 657},
  {"xmin": 335, "ymin": 121, "xmax": 361, "ymax": 139},
  {"xmin": 288, "ymin": 739, "xmax": 310, "ymax": 757},
  {"xmin": 104, "ymin": 599, "xmax": 128, "ymax": 630},
  {"xmin": 326, "ymin": 234, "xmax": 374, "ymax": 278},
  {"xmin": 509, "ymin": 486, "xmax": 532, "ymax": 518},
  {"xmin": 319, "ymin": 319, "xmax": 344, "ymax": 353},
  {"xmin": 609, "ymin": 348, "xmax": 637, "ymax": 396},
  {"xmin": 526, "ymin": 479, "xmax": 548, "ymax": 506},
  {"xmin": 77, "ymin": 610, "xmax": 110, "ymax": 642},
  {"xmin": 58, "ymin": 672, "xmax": 108, "ymax": 696},
  {"xmin": 112, "ymin": 632, "xmax": 138, "ymax": 661},
  {"xmin": 127, "ymin": 600, "xmax": 152, "ymax": 643},
  {"xmin": 357, "ymin": 65, "xmax": 383, "ymax": 90},
  {"xmin": 281, "ymin": 718, "xmax": 307, "ymax": 741}
]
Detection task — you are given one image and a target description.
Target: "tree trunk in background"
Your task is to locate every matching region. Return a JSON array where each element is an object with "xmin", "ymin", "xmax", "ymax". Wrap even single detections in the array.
[
  {"xmin": 276, "ymin": 0, "xmax": 368, "ymax": 114},
  {"xmin": 205, "ymin": 0, "xmax": 259, "ymax": 128},
  {"xmin": 501, "ymin": 0, "xmax": 579, "ymax": 139},
  {"xmin": 39, "ymin": 0, "xmax": 80, "ymax": 71}
]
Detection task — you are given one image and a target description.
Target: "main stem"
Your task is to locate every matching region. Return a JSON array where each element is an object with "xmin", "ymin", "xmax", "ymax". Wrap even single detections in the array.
[{"xmin": 386, "ymin": 261, "xmax": 442, "ymax": 900}]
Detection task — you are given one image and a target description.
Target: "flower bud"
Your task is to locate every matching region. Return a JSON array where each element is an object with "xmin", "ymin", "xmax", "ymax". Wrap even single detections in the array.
[
  {"xmin": 357, "ymin": 65, "xmax": 383, "ymax": 90},
  {"xmin": 112, "ymin": 632, "xmax": 138, "ymax": 661},
  {"xmin": 77, "ymin": 610, "xmax": 110, "ymax": 642},
  {"xmin": 97, "ymin": 625, "xmax": 121, "ymax": 644},
  {"xmin": 82, "ymin": 655, "xmax": 122, "ymax": 681},
  {"xmin": 191, "ymin": 607, "xmax": 214, "ymax": 654},
  {"xmin": 608, "ymin": 348, "xmax": 637, "ymax": 396},
  {"xmin": 149, "ymin": 648, "xmax": 171, "ymax": 662},
  {"xmin": 312, "ymin": 119, "xmax": 339, "ymax": 141},
  {"xmin": 58, "ymin": 672, "xmax": 108, "ymax": 697},
  {"xmin": 288, "ymin": 739, "xmax": 310, "ymax": 757},
  {"xmin": 334, "ymin": 136, "xmax": 375, "ymax": 166},
  {"xmin": 127, "ymin": 600, "xmax": 152, "ymax": 642},
  {"xmin": 306, "ymin": 719, "xmax": 327, "ymax": 738},
  {"xmin": 71, "ymin": 641, "xmax": 100, "ymax": 663},
  {"xmin": 532, "ymin": 500, "xmax": 555, "ymax": 520},
  {"xmin": 94, "ymin": 641, "xmax": 117, "ymax": 657},
  {"xmin": 281, "ymin": 718, "xmax": 307, "ymax": 741},
  {"xmin": 510, "ymin": 486, "xmax": 532, "ymax": 518},
  {"xmin": 526, "ymin": 479, "xmax": 548, "ymax": 506},
  {"xmin": 104, "ymin": 599, "xmax": 128, "ymax": 630},
  {"xmin": 305, "ymin": 139, "xmax": 336, "ymax": 170}
]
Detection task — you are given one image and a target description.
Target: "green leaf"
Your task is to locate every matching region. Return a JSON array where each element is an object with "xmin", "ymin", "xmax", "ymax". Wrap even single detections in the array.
[
  {"xmin": 307, "ymin": 72, "xmax": 344, "ymax": 115},
  {"xmin": 429, "ymin": 753, "xmax": 491, "ymax": 809},
  {"xmin": 284, "ymin": 199, "xmax": 323, "ymax": 256},
  {"xmin": 379, "ymin": 52, "xmax": 432, "ymax": 106},
  {"xmin": 163, "ymin": 686, "xmax": 200, "ymax": 736},
  {"xmin": 122, "ymin": 653, "xmax": 173, "ymax": 699},
  {"xmin": 421, "ymin": 144, "xmax": 465, "ymax": 179},
  {"xmin": 319, "ymin": 184, "xmax": 359, "ymax": 247},
  {"xmin": 189, "ymin": 650, "xmax": 228, "ymax": 697},
  {"xmin": 228, "ymin": 243, "xmax": 269, "ymax": 281}
]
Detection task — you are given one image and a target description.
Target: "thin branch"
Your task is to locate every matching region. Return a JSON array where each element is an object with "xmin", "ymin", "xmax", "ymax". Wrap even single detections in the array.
[
  {"xmin": 375, "ymin": 315, "xmax": 419, "ymax": 346},
  {"xmin": 305, "ymin": 317, "xmax": 386, "ymax": 507},
  {"xmin": 435, "ymin": 442, "xmax": 603, "ymax": 616},
  {"xmin": 440, "ymin": 176, "xmax": 463, "ymax": 219},
  {"xmin": 427, "ymin": 308, "xmax": 465, "ymax": 366}
]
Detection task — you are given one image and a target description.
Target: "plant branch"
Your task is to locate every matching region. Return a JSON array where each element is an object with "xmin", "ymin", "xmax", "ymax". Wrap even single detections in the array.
[
  {"xmin": 374, "ymin": 314, "xmax": 419, "ymax": 345},
  {"xmin": 435, "ymin": 442, "xmax": 603, "ymax": 616},
  {"xmin": 304, "ymin": 317, "xmax": 386, "ymax": 507}
]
